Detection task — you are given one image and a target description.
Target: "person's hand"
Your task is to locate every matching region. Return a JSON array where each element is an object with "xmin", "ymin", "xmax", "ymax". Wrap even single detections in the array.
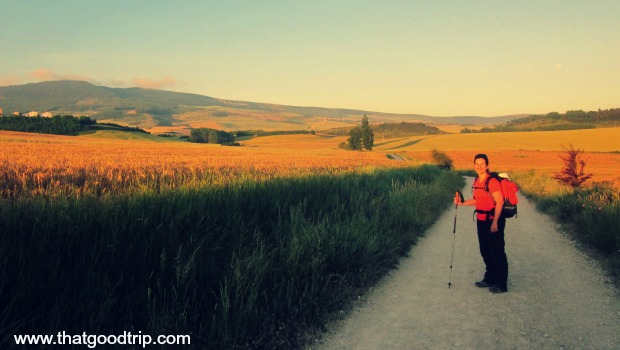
[
  {"xmin": 454, "ymin": 192, "xmax": 462, "ymax": 205},
  {"xmin": 491, "ymin": 221, "xmax": 499, "ymax": 233}
]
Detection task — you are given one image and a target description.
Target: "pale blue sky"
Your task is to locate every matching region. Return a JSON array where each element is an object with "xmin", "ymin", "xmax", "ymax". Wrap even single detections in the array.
[{"xmin": 1, "ymin": 0, "xmax": 618, "ymax": 116}]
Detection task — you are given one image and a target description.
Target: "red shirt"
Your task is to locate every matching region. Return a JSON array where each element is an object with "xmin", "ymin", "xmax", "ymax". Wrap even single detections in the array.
[{"xmin": 473, "ymin": 175, "xmax": 501, "ymax": 221}]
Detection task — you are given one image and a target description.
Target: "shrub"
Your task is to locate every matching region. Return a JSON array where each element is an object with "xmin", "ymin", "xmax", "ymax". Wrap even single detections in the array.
[
  {"xmin": 553, "ymin": 143, "xmax": 592, "ymax": 188},
  {"xmin": 430, "ymin": 149, "xmax": 453, "ymax": 170}
]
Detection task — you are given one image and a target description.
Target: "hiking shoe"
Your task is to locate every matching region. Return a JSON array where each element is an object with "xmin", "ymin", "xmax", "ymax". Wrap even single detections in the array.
[
  {"xmin": 474, "ymin": 280, "xmax": 492, "ymax": 288},
  {"xmin": 489, "ymin": 286, "xmax": 508, "ymax": 293}
]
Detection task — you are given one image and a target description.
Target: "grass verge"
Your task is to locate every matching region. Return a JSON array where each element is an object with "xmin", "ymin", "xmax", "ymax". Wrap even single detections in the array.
[
  {"xmin": 0, "ymin": 165, "xmax": 463, "ymax": 349},
  {"xmin": 513, "ymin": 171, "xmax": 620, "ymax": 288}
]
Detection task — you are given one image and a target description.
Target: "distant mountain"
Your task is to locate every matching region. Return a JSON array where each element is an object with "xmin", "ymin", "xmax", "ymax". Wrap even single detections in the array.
[{"xmin": 0, "ymin": 81, "xmax": 525, "ymax": 133}]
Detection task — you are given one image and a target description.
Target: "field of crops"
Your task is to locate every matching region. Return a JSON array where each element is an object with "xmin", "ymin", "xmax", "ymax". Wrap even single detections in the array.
[
  {"xmin": 371, "ymin": 127, "xmax": 620, "ymax": 187},
  {"xmin": 0, "ymin": 131, "xmax": 407, "ymax": 198},
  {"xmin": 6, "ymin": 125, "xmax": 613, "ymax": 194},
  {"xmin": 0, "ymin": 130, "xmax": 463, "ymax": 349},
  {"xmin": 1, "ymin": 127, "xmax": 617, "ymax": 348},
  {"xmin": 374, "ymin": 127, "xmax": 620, "ymax": 152},
  {"xmin": 243, "ymin": 128, "xmax": 620, "ymax": 187}
]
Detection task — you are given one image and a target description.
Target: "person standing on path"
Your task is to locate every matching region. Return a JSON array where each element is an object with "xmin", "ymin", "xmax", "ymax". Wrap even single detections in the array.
[{"xmin": 455, "ymin": 153, "xmax": 509, "ymax": 293}]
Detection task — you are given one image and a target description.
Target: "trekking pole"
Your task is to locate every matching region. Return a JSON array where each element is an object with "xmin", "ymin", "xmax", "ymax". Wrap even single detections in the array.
[{"xmin": 449, "ymin": 190, "xmax": 464, "ymax": 289}]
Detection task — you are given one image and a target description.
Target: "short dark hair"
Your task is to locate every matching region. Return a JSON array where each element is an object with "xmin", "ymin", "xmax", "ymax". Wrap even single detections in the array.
[{"xmin": 474, "ymin": 153, "xmax": 489, "ymax": 166}]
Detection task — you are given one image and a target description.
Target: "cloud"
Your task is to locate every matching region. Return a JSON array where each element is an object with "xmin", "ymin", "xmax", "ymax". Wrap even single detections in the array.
[
  {"xmin": 106, "ymin": 79, "xmax": 129, "ymax": 88},
  {"xmin": 0, "ymin": 69, "xmax": 180, "ymax": 91},
  {"xmin": 29, "ymin": 68, "xmax": 58, "ymax": 81},
  {"xmin": 0, "ymin": 75, "xmax": 21, "ymax": 86},
  {"xmin": 29, "ymin": 68, "xmax": 96, "ymax": 83},
  {"xmin": 0, "ymin": 69, "xmax": 96, "ymax": 86},
  {"xmin": 131, "ymin": 76, "xmax": 178, "ymax": 90}
]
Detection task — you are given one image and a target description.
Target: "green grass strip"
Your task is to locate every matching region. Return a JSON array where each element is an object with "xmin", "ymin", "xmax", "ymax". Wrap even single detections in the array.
[{"xmin": 0, "ymin": 165, "xmax": 463, "ymax": 349}]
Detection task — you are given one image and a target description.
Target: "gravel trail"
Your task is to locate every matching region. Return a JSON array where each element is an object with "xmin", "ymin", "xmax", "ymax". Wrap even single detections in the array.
[{"xmin": 311, "ymin": 177, "xmax": 620, "ymax": 350}]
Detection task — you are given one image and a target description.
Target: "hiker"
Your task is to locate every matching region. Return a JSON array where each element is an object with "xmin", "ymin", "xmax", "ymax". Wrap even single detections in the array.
[{"xmin": 454, "ymin": 153, "xmax": 509, "ymax": 293}]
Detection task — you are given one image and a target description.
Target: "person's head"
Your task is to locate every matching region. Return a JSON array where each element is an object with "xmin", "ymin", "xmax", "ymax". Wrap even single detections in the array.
[{"xmin": 473, "ymin": 153, "xmax": 489, "ymax": 175}]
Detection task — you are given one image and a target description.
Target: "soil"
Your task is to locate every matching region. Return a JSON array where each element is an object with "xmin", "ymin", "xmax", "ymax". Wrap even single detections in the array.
[{"xmin": 308, "ymin": 177, "xmax": 620, "ymax": 350}]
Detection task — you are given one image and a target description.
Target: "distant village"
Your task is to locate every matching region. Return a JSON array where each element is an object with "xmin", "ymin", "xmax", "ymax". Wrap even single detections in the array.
[{"xmin": 0, "ymin": 107, "xmax": 54, "ymax": 118}]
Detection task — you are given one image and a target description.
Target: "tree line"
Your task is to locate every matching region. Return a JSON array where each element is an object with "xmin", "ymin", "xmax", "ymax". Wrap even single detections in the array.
[
  {"xmin": 371, "ymin": 121, "xmax": 441, "ymax": 138},
  {"xmin": 461, "ymin": 108, "xmax": 620, "ymax": 133},
  {"xmin": 327, "ymin": 121, "xmax": 440, "ymax": 138},
  {"xmin": 189, "ymin": 128, "xmax": 237, "ymax": 145},
  {"xmin": 234, "ymin": 129, "xmax": 315, "ymax": 138},
  {"xmin": 0, "ymin": 115, "xmax": 96, "ymax": 135}
]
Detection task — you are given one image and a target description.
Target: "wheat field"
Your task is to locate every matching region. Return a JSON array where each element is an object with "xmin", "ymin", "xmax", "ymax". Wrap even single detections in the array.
[
  {"xmin": 1, "ymin": 127, "xmax": 618, "ymax": 196},
  {"xmin": 244, "ymin": 128, "xmax": 620, "ymax": 187},
  {"xmin": 372, "ymin": 127, "xmax": 620, "ymax": 187},
  {"xmin": 0, "ymin": 131, "xmax": 407, "ymax": 198},
  {"xmin": 373, "ymin": 127, "xmax": 619, "ymax": 152}
]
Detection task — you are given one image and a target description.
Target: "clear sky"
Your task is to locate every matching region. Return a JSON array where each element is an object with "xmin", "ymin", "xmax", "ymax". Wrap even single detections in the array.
[{"xmin": 1, "ymin": 0, "xmax": 618, "ymax": 117}]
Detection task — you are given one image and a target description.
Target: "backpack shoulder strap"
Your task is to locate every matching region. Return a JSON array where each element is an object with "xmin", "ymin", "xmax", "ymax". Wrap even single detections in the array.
[
  {"xmin": 484, "ymin": 172, "xmax": 498, "ymax": 192},
  {"xmin": 472, "ymin": 176, "xmax": 479, "ymax": 190}
]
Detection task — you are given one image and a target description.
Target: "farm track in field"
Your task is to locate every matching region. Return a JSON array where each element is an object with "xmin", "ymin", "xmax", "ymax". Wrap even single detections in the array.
[{"xmin": 311, "ymin": 177, "xmax": 620, "ymax": 350}]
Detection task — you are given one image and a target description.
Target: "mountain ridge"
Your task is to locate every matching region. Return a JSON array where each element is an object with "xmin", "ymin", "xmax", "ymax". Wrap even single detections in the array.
[{"xmin": 0, "ymin": 81, "xmax": 527, "ymax": 132}]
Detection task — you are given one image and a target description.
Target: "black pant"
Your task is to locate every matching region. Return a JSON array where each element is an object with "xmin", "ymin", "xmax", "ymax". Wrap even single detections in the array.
[{"xmin": 477, "ymin": 217, "xmax": 508, "ymax": 290}]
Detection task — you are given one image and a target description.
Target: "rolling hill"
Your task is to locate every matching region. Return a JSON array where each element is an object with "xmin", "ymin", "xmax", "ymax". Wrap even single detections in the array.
[{"xmin": 0, "ymin": 80, "xmax": 524, "ymax": 134}]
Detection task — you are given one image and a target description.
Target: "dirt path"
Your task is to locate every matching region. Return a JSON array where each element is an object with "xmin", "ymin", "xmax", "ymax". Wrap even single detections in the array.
[{"xmin": 310, "ymin": 177, "xmax": 620, "ymax": 350}]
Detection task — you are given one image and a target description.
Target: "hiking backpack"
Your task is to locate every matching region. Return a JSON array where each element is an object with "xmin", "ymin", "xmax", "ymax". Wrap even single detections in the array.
[{"xmin": 473, "ymin": 172, "xmax": 519, "ymax": 218}]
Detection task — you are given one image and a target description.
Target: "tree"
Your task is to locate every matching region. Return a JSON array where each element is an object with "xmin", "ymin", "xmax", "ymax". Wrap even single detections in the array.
[
  {"xmin": 553, "ymin": 144, "xmax": 592, "ymax": 188},
  {"xmin": 347, "ymin": 115, "xmax": 374, "ymax": 151},
  {"xmin": 348, "ymin": 126, "xmax": 362, "ymax": 150},
  {"xmin": 361, "ymin": 114, "xmax": 374, "ymax": 151}
]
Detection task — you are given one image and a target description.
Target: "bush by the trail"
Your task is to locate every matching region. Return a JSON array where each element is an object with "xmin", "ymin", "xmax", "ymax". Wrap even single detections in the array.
[
  {"xmin": 431, "ymin": 149, "xmax": 453, "ymax": 170},
  {"xmin": 553, "ymin": 144, "xmax": 592, "ymax": 188}
]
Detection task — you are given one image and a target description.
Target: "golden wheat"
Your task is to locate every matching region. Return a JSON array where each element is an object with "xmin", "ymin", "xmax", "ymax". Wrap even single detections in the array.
[
  {"xmin": 373, "ymin": 127, "xmax": 620, "ymax": 152},
  {"xmin": 0, "ymin": 131, "xmax": 406, "ymax": 198}
]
